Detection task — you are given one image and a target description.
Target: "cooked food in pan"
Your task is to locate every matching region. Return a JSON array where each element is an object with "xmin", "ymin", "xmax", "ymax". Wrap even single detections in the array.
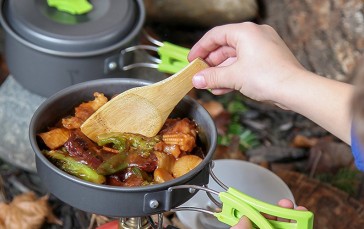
[{"xmin": 38, "ymin": 92, "xmax": 204, "ymax": 186}]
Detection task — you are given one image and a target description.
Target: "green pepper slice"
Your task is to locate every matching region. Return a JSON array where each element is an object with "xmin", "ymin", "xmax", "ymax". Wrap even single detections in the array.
[
  {"xmin": 44, "ymin": 150, "xmax": 106, "ymax": 184},
  {"xmin": 97, "ymin": 132, "xmax": 161, "ymax": 157},
  {"xmin": 96, "ymin": 153, "xmax": 128, "ymax": 175}
]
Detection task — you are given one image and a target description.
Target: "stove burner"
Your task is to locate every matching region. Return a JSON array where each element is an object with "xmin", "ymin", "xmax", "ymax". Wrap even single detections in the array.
[
  {"xmin": 120, "ymin": 217, "xmax": 151, "ymax": 229},
  {"xmin": 118, "ymin": 214, "xmax": 168, "ymax": 229}
]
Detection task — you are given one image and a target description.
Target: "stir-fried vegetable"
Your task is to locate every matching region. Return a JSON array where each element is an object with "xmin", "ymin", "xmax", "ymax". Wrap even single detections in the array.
[
  {"xmin": 39, "ymin": 92, "xmax": 204, "ymax": 187},
  {"xmin": 44, "ymin": 150, "xmax": 106, "ymax": 184},
  {"xmin": 96, "ymin": 153, "xmax": 128, "ymax": 175},
  {"xmin": 131, "ymin": 167, "xmax": 153, "ymax": 183},
  {"xmin": 95, "ymin": 132, "xmax": 161, "ymax": 175},
  {"xmin": 97, "ymin": 132, "xmax": 161, "ymax": 156}
]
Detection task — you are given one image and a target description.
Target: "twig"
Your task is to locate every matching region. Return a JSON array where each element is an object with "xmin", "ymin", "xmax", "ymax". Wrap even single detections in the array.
[
  {"xmin": 0, "ymin": 175, "xmax": 6, "ymax": 202},
  {"xmin": 88, "ymin": 214, "xmax": 96, "ymax": 229},
  {"xmin": 8, "ymin": 175, "xmax": 31, "ymax": 193},
  {"xmin": 309, "ymin": 150, "xmax": 322, "ymax": 178}
]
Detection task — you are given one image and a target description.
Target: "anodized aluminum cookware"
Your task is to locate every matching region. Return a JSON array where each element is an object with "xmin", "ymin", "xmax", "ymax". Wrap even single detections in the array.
[
  {"xmin": 0, "ymin": 0, "xmax": 145, "ymax": 97},
  {"xmin": 29, "ymin": 78, "xmax": 217, "ymax": 217}
]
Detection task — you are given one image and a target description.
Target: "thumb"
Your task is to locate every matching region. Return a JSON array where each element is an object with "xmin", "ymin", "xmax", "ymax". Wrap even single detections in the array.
[
  {"xmin": 231, "ymin": 216, "xmax": 252, "ymax": 229},
  {"xmin": 192, "ymin": 65, "xmax": 238, "ymax": 90}
]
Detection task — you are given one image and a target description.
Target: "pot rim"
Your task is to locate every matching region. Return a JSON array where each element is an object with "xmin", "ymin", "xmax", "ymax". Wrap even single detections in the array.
[
  {"xmin": 0, "ymin": 0, "xmax": 145, "ymax": 57},
  {"xmin": 29, "ymin": 78, "xmax": 217, "ymax": 193}
]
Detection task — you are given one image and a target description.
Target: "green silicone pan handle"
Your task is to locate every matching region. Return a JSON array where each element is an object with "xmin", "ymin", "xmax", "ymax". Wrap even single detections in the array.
[
  {"xmin": 156, "ymin": 42, "xmax": 190, "ymax": 74},
  {"xmin": 214, "ymin": 187, "xmax": 314, "ymax": 229}
]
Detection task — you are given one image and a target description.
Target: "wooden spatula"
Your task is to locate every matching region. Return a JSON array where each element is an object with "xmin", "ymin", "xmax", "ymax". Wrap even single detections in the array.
[{"xmin": 80, "ymin": 58, "xmax": 209, "ymax": 142}]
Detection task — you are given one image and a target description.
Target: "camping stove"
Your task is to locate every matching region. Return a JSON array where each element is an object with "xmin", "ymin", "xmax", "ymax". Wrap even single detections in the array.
[
  {"xmin": 118, "ymin": 214, "xmax": 167, "ymax": 229},
  {"xmin": 120, "ymin": 217, "xmax": 151, "ymax": 229}
]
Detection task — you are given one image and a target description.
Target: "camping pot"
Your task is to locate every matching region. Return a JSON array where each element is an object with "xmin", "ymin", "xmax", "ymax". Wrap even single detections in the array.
[
  {"xmin": 29, "ymin": 78, "xmax": 217, "ymax": 217},
  {"xmin": 0, "ymin": 0, "xmax": 145, "ymax": 97}
]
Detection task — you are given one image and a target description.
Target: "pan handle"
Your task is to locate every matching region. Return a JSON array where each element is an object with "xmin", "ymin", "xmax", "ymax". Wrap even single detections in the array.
[
  {"xmin": 104, "ymin": 31, "xmax": 191, "ymax": 75},
  {"xmin": 120, "ymin": 42, "xmax": 190, "ymax": 74},
  {"xmin": 171, "ymin": 161, "xmax": 314, "ymax": 229},
  {"xmin": 215, "ymin": 188, "xmax": 314, "ymax": 229},
  {"xmin": 142, "ymin": 165, "xmax": 210, "ymax": 215}
]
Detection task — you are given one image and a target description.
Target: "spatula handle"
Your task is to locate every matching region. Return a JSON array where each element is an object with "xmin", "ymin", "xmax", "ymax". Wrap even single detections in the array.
[{"xmin": 158, "ymin": 57, "xmax": 209, "ymax": 96}]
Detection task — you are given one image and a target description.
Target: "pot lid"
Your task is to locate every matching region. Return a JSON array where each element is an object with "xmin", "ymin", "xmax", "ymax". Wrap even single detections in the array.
[{"xmin": 1, "ymin": 0, "xmax": 144, "ymax": 54}]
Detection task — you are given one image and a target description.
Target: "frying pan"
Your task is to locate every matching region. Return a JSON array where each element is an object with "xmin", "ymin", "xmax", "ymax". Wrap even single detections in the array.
[{"xmin": 29, "ymin": 78, "xmax": 217, "ymax": 217}]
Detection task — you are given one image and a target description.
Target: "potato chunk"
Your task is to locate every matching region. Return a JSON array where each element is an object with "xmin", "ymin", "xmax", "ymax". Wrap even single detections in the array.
[
  {"xmin": 154, "ymin": 151, "xmax": 175, "ymax": 173},
  {"xmin": 172, "ymin": 155, "xmax": 202, "ymax": 178},
  {"xmin": 154, "ymin": 168, "xmax": 174, "ymax": 184},
  {"xmin": 38, "ymin": 128, "xmax": 70, "ymax": 150}
]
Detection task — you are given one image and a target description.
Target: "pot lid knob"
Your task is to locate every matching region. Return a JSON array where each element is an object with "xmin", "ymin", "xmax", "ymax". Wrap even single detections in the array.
[{"xmin": 47, "ymin": 0, "xmax": 93, "ymax": 15}]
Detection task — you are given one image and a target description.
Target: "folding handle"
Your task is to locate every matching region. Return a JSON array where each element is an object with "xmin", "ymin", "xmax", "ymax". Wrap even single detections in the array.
[
  {"xmin": 118, "ymin": 41, "xmax": 191, "ymax": 74},
  {"xmin": 215, "ymin": 188, "xmax": 314, "ymax": 229}
]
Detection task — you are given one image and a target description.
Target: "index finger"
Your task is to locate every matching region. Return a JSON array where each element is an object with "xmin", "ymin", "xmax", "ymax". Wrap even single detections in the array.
[
  {"xmin": 231, "ymin": 216, "xmax": 252, "ymax": 229},
  {"xmin": 188, "ymin": 23, "xmax": 241, "ymax": 61}
]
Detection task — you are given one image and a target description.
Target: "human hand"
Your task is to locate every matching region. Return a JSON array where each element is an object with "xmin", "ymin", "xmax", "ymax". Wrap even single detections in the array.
[
  {"xmin": 188, "ymin": 22, "xmax": 306, "ymax": 109},
  {"xmin": 230, "ymin": 199, "xmax": 307, "ymax": 229}
]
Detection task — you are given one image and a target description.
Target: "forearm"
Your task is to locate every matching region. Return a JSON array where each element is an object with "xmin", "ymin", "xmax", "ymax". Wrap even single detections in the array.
[
  {"xmin": 188, "ymin": 22, "xmax": 354, "ymax": 144},
  {"xmin": 277, "ymin": 70, "xmax": 354, "ymax": 144}
]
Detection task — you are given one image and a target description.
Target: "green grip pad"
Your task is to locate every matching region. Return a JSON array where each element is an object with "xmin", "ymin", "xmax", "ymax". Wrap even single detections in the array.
[
  {"xmin": 47, "ymin": 0, "xmax": 93, "ymax": 15},
  {"xmin": 215, "ymin": 188, "xmax": 314, "ymax": 229},
  {"xmin": 157, "ymin": 42, "xmax": 190, "ymax": 74}
]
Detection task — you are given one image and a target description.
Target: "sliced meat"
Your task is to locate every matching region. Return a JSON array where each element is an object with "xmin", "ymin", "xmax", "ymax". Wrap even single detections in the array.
[{"xmin": 64, "ymin": 130, "xmax": 103, "ymax": 169}]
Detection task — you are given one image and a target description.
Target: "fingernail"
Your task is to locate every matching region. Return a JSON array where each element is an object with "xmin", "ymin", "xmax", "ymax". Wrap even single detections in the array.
[{"xmin": 192, "ymin": 75, "xmax": 207, "ymax": 88}]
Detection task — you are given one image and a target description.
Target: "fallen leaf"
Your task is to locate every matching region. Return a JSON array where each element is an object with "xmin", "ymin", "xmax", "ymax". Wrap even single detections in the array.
[
  {"xmin": 291, "ymin": 135, "xmax": 319, "ymax": 148},
  {"xmin": 213, "ymin": 111, "xmax": 231, "ymax": 135},
  {"xmin": 213, "ymin": 136, "xmax": 247, "ymax": 160},
  {"xmin": 0, "ymin": 192, "xmax": 62, "ymax": 229},
  {"xmin": 89, "ymin": 214, "xmax": 111, "ymax": 229},
  {"xmin": 200, "ymin": 100, "xmax": 225, "ymax": 118}
]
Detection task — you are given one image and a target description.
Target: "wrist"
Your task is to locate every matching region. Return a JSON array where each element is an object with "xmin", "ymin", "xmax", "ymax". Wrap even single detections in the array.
[{"xmin": 267, "ymin": 67, "xmax": 310, "ymax": 111}]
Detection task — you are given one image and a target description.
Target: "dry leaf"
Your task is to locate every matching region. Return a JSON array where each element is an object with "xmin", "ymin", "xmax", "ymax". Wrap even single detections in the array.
[
  {"xmin": 89, "ymin": 214, "xmax": 111, "ymax": 229},
  {"xmin": 0, "ymin": 192, "xmax": 62, "ymax": 229},
  {"xmin": 200, "ymin": 100, "xmax": 225, "ymax": 118},
  {"xmin": 213, "ymin": 111, "xmax": 231, "ymax": 135},
  {"xmin": 291, "ymin": 135, "xmax": 319, "ymax": 148},
  {"xmin": 213, "ymin": 136, "xmax": 247, "ymax": 161}
]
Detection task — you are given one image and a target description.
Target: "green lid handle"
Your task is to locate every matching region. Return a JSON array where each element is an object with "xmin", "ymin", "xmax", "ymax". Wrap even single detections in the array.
[
  {"xmin": 47, "ymin": 0, "xmax": 93, "ymax": 15},
  {"xmin": 215, "ymin": 187, "xmax": 314, "ymax": 229}
]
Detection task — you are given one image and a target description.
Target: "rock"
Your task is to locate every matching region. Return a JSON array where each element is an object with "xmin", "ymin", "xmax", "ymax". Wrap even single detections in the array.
[
  {"xmin": 261, "ymin": 0, "xmax": 364, "ymax": 82},
  {"xmin": 306, "ymin": 140, "xmax": 354, "ymax": 174},
  {"xmin": 246, "ymin": 145, "xmax": 307, "ymax": 163},
  {"xmin": 144, "ymin": 0, "xmax": 259, "ymax": 27}
]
